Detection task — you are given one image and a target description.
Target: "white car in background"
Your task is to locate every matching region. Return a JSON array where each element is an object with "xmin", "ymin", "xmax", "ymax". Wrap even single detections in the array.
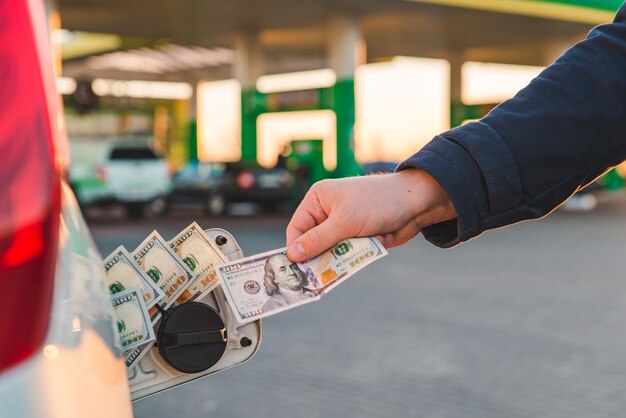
[
  {"xmin": 70, "ymin": 138, "xmax": 172, "ymax": 218},
  {"xmin": 0, "ymin": 2, "xmax": 259, "ymax": 417}
]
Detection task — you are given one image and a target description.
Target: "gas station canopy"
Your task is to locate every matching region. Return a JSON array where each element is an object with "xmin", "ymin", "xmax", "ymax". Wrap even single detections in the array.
[
  {"xmin": 59, "ymin": 0, "xmax": 620, "ymax": 72},
  {"xmin": 57, "ymin": 0, "xmax": 624, "ymax": 177}
]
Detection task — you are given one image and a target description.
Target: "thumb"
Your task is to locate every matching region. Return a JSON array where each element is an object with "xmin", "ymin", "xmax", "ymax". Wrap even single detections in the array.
[{"xmin": 287, "ymin": 218, "xmax": 345, "ymax": 262}]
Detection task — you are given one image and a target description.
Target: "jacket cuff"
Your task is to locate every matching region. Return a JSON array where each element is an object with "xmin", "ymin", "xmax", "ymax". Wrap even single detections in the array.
[{"xmin": 397, "ymin": 137, "xmax": 488, "ymax": 248}]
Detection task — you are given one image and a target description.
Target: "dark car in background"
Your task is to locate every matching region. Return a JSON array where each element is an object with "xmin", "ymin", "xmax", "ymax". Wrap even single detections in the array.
[
  {"xmin": 168, "ymin": 162, "xmax": 228, "ymax": 215},
  {"xmin": 168, "ymin": 161, "xmax": 296, "ymax": 215},
  {"xmin": 224, "ymin": 162, "xmax": 295, "ymax": 212}
]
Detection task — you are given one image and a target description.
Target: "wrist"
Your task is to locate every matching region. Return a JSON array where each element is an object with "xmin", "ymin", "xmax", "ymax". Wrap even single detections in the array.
[{"xmin": 395, "ymin": 168, "xmax": 456, "ymax": 227}]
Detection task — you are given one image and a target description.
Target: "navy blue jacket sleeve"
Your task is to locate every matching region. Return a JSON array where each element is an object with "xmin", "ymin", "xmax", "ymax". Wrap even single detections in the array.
[{"xmin": 398, "ymin": 2, "xmax": 626, "ymax": 248}]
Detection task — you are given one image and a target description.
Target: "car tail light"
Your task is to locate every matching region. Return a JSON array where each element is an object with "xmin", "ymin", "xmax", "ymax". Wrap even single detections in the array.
[
  {"xmin": 0, "ymin": 0, "xmax": 63, "ymax": 373},
  {"xmin": 236, "ymin": 171, "xmax": 255, "ymax": 189},
  {"xmin": 282, "ymin": 172, "xmax": 294, "ymax": 187},
  {"xmin": 96, "ymin": 164, "xmax": 107, "ymax": 182}
]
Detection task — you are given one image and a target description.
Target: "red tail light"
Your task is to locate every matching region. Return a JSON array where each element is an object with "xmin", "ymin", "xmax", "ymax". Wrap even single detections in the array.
[
  {"xmin": 96, "ymin": 164, "xmax": 108, "ymax": 182},
  {"xmin": 0, "ymin": 1, "xmax": 62, "ymax": 373},
  {"xmin": 236, "ymin": 171, "xmax": 256, "ymax": 189}
]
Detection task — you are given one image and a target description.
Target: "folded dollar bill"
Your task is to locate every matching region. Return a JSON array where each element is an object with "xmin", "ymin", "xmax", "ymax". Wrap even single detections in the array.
[
  {"xmin": 132, "ymin": 230, "xmax": 195, "ymax": 317},
  {"xmin": 217, "ymin": 237, "xmax": 387, "ymax": 323},
  {"xmin": 103, "ymin": 245, "xmax": 165, "ymax": 309},
  {"xmin": 111, "ymin": 288, "xmax": 155, "ymax": 351},
  {"xmin": 169, "ymin": 222, "xmax": 227, "ymax": 305}
]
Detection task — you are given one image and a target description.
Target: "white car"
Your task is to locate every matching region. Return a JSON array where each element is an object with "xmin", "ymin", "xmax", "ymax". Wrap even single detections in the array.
[
  {"xmin": 104, "ymin": 142, "xmax": 172, "ymax": 217},
  {"xmin": 0, "ymin": 2, "xmax": 260, "ymax": 417},
  {"xmin": 70, "ymin": 139, "xmax": 172, "ymax": 218}
]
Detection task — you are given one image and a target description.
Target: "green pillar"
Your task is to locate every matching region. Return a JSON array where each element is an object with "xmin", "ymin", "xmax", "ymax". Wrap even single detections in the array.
[
  {"xmin": 332, "ymin": 78, "xmax": 360, "ymax": 178},
  {"xmin": 603, "ymin": 168, "xmax": 624, "ymax": 190},
  {"xmin": 241, "ymin": 88, "xmax": 260, "ymax": 163},
  {"xmin": 187, "ymin": 120, "xmax": 198, "ymax": 162},
  {"xmin": 450, "ymin": 100, "xmax": 465, "ymax": 128}
]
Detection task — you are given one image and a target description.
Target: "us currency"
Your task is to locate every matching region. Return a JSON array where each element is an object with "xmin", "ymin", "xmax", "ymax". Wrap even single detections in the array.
[
  {"xmin": 132, "ymin": 230, "xmax": 195, "ymax": 315},
  {"xmin": 169, "ymin": 222, "xmax": 227, "ymax": 304},
  {"xmin": 217, "ymin": 237, "xmax": 387, "ymax": 323},
  {"xmin": 103, "ymin": 245, "xmax": 165, "ymax": 309},
  {"xmin": 125, "ymin": 231, "xmax": 195, "ymax": 370},
  {"xmin": 111, "ymin": 288, "xmax": 155, "ymax": 351},
  {"xmin": 217, "ymin": 249, "xmax": 321, "ymax": 323},
  {"xmin": 299, "ymin": 237, "xmax": 387, "ymax": 293}
]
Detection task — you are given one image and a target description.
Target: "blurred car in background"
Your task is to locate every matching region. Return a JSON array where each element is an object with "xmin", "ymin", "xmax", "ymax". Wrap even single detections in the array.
[
  {"xmin": 70, "ymin": 138, "xmax": 172, "ymax": 218},
  {"xmin": 224, "ymin": 162, "xmax": 296, "ymax": 213},
  {"xmin": 168, "ymin": 161, "xmax": 228, "ymax": 216},
  {"xmin": 105, "ymin": 143, "xmax": 171, "ymax": 217},
  {"xmin": 168, "ymin": 161, "xmax": 296, "ymax": 215}
]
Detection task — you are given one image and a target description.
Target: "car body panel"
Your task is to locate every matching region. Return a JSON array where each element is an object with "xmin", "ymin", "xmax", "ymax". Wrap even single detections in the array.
[{"xmin": 0, "ymin": 182, "xmax": 132, "ymax": 418}]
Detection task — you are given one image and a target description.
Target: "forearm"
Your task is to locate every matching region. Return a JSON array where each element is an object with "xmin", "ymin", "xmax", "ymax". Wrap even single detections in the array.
[{"xmin": 402, "ymin": 3, "xmax": 626, "ymax": 247}]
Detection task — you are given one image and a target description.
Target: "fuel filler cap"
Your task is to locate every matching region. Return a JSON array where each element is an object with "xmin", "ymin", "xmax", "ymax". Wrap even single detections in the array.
[{"xmin": 156, "ymin": 302, "xmax": 227, "ymax": 374}]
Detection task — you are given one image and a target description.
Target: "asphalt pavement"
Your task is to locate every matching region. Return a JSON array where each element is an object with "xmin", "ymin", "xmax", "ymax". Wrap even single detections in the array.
[{"xmin": 90, "ymin": 201, "xmax": 626, "ymax": 418}]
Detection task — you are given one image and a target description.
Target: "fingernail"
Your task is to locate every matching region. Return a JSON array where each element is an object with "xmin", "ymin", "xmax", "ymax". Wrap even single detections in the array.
[{"xmin": 288, "ymin": 242, "xmax": 306, "ymax": 260}]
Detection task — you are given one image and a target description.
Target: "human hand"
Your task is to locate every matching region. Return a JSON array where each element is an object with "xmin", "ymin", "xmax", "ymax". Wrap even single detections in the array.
[{"xmin": 286, "ymin": 168, "xmax": 456, "ymax": 262}]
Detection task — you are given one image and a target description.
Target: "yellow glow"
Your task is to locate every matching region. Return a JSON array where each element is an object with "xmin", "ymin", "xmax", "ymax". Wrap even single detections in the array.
[
  {"xmin": 42, "ymin": 330, "xmax": 132, "ymax": 417},
  {"xmin": 49, "ymin": 12, "xmax": 62, "ymax": 76},
  {"xmin": 462, "ymin": 62, "xmax": 545, "ymax": 105},
  {"xmin": 56, "ymin": 77, "xmax": 76, "ymax": 95},
  {"xmin": 257, "ymin": 111, "xmax": 337, "ymax": 170},
  {"xmin": 72, "ymin": 317, "xmax": 82, "ymax": 333},
  {"xmin": 404, "ymin": 0, "xmax": 615, "ymax": 24},
  {"xmin": 355, "ymin": 57, "xmax": 450, "ymax": 163},
  {"xmin": 616, "ymin": 161, "xmax": 626, "ymax": 177},
  {"xmin": 257, "ymin": 69, "xmax": 336, "ymax": 93},
  {"xmin": 60, "ymin": 32, "xmax": 122, "ymax": 60},
  {"xmin": 197, "ymin": 79, "xmax": 242, "ymax": 162},
  {"xmin": 91, "ymin": 79, "xmax": 192, "ymax": 100},
  {"xmin": 43, "ymin": 344, "xmax": 60, "ymax": 360}
]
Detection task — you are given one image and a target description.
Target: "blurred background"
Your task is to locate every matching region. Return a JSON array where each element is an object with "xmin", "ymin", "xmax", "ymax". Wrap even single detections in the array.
[{"xmin": 49, "ymin": 0, "xmax": 626, "ymax": 417}]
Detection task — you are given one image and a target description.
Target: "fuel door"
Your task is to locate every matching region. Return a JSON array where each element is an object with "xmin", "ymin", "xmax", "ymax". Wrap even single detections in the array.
[{"xmin": 128, "ymin": 228, "xmax": 261, "ymax": 401}]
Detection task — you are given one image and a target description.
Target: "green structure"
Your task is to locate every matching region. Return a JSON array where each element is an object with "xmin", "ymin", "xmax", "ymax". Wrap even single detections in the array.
[
  {"xmin": 240, "ymin": 78, "xmax": 360, "ymax": 182},
  {"xmin": 544, "ymin": 0, "xmax": 621, "ymax": 10}
]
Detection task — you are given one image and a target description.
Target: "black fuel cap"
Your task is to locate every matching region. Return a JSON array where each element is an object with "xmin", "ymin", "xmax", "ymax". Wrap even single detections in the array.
[{"xmin": 156, "ymin": 302, "xmax": 227, "ymax": 374}]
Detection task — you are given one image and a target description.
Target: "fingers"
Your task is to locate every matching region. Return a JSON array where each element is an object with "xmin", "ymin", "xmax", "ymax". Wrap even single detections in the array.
[
  {"xmin": 287, "ymin": 216, "xmax": 345, "ymax": 262},
  {"xmin": 286, "ymin": 186, "xmax": 328, "ymax": 246},
  {"xmin": 384, "ymin": 221, "xmax": 421, "ymax": 249},
  {"xmin": 375, "ymin": 233, "xmax": 395, "ymax": 248}
]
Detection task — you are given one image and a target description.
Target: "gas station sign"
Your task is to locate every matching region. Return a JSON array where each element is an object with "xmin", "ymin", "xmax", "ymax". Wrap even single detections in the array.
[{"xmin": 265, "ymin": 89, "xmax": 321, "ymax": 112}]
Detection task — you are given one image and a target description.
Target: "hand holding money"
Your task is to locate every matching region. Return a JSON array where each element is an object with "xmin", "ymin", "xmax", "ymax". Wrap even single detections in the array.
[{"xmin": 286, "ymin": 170, "xmax": 456, "ymax": 261}]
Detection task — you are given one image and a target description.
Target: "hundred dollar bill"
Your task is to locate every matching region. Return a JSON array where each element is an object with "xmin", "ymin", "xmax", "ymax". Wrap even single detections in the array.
[
  {"xmin": 299, "ymin": 237, "xmax": 387, "ymax": 293},
  {"xmin": 217, "ymin": 237, "xmax": 387, "ymax": 323},
  {"xmin": 112, "ymin": 288, "xmax": 155, "ymax": 351},
  {"xmin": 169, "ymin": 222, "xmax": 227, "ymax": 304},
  {"xmin": 132, "ymin": 230, "xmax": 195, "ymax": 315},
  {"xmin": 103, "ymin": 246, "xmax": 165, "ymax": 309},
  {"xmin": 217, "ymin": 249, "xmax": 321, "ymax": 323}
]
